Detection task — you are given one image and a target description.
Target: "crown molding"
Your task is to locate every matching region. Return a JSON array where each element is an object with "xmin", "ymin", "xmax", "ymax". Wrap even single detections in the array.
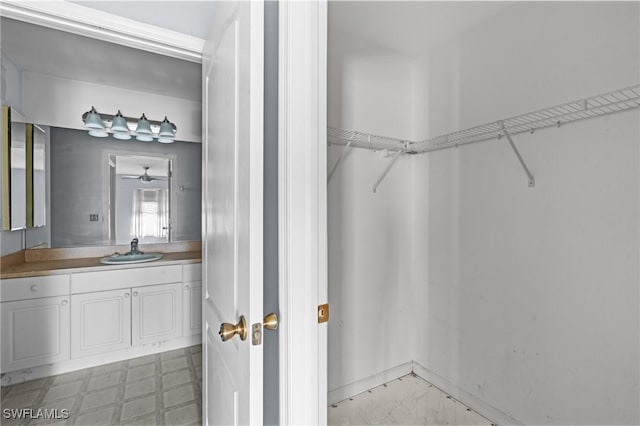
[{"xmin": 0, "ymin": 1, "xmax": 204, "ymax": 63}]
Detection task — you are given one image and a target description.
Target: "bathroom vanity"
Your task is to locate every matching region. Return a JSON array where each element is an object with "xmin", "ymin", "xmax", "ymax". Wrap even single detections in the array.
[{"xmin": 0, "ymin": 243, "xmax": 201, "ymax": 385}]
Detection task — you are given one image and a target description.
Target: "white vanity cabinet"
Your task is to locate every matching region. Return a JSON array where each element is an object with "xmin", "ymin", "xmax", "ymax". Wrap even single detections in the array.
[
  {"xmin": 69, "ymin": 264, "xmax": 189, "ymax": 358},
  {"xmin": 71, "ymin": 288, "xmax": 132, "ymax": 358},
  {"xmin": 0, "ymin": 275, "xmax": 71, "ymax": 373},
  {"xmin": 132, "ymin": 282, "xmax": 182, "ymax": 346},
  {"xmin": 182, "ymin": 264, "xmax": 202, "ymax": 336},
  {"xmin": 1, "ymin": 261, "xmax": 201, "ymax": 378}
]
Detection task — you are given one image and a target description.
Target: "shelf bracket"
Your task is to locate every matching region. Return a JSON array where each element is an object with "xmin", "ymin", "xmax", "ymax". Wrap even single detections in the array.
[
  {"xmin": 328, "ymin": 140, "xmax": 353, "ymax": 182},
  {"xmin": 500, "ymin": 122, "xmax": 535, "ymax": 187},
  {"xmin": 372, "ymin": 150, "xmax": 404, "ymax": 193}
]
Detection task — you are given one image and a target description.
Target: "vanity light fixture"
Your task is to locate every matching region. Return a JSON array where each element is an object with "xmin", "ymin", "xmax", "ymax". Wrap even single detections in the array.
[
  {"xmin": 81, "ymin": 107, "xmax": 177, "ymax": 143},
  {"xmin": 88, "ymin": 129, "xmax": 109, "ymax": 138},
  {"xmin": 135, "ymin": 113, "xmax": 152, "ymax": 142},
  {"xmin": 83, "ymin": 107, "xmax": 104, "ymax": 130},
  {"xmin": 111, "ymin": 110, "xmax": 131, "ymax": 140}
]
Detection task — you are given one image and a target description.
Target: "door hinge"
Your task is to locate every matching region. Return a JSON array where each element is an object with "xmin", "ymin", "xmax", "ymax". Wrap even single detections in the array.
[{"xmin": 318, "ymin": 303, "xmax": 329, "ymax": 324}]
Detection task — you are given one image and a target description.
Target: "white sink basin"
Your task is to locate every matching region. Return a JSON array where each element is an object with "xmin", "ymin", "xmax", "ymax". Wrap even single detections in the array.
[{"xmin": 100, "ymin": 253, "xmax": 164, "ymax": 265}]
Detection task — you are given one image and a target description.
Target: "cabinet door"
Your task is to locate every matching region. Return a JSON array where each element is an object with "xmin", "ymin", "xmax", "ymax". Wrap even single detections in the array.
[
  {"xmin": 183, "ymin": 282, "xmax": 202, "ymax": 336},
  {"xmin": 132, "ymin": 283, "xmax": 182, "ymax": 346},
  {"xmin": 1, "ymin": 296, "xmax": 70, "ymax": 373},
  {"xmin": 71, "ymin": 289, "xmax": 131, "ymax": 358}
]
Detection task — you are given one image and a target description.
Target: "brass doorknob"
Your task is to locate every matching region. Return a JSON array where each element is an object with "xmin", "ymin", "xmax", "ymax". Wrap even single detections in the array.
[
  {"xmin": 219, "ymin": 315, "xmax": 247, "ymax": 341},
  {"xmin": 263, "ymin": 313, "xmax": 278, "ymax": 330}
]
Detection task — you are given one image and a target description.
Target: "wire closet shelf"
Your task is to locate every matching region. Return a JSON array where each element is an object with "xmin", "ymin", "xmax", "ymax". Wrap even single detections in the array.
[
  {"xmin": 327, "ymin": 84, "xmax": 639, "ymax": 191},
  {"xmin": 328, "ymin": 84, "xmax": 640, "ymax": 154}
]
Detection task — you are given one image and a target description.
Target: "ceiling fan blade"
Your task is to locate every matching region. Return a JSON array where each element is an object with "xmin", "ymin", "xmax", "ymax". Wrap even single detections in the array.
[{"xmin": 120, "ymin": 175, "xmax": 141, "ymax": 179}]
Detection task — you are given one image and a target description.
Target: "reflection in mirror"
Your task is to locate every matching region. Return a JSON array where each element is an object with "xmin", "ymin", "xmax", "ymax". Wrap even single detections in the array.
[
  {"xmin": 27, "ymin": 124, "xmax": 46, "ymax": 228},
  {"xmin": 10, "ymin": 119, "xmax": 26, "ymax": 231},
  {"xmin": 109, "ymin": 154, "xmax": 171, "ymax": 245},
  {"xmin": 50, "ymin": 127, "xmax": 201, "ymax": 248}
]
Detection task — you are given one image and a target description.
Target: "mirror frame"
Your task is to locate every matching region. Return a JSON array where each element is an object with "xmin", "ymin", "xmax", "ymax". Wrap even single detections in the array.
[{"xmin": 1, "ymin": 106, "xmax": 10, "ymax": 230}]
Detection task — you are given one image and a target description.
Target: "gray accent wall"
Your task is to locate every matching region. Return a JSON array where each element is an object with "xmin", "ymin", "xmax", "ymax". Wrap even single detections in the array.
[
  {"xmin": 50, "ymin": 127, "xmax": 201, "ymax": 247},
  {"xmin": 263, "ymin": 2, "xmax": 279, "ymax": 424}
]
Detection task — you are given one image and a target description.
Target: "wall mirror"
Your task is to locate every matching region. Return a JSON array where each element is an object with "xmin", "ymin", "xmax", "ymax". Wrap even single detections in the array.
[
  {"xmin": 2, "ymin": 106, "xmax": 48, "ymax": 233},
  {"xmin": 49, "ymin": 127, "xmax": 201, "ymax": 248},
  {"xmin": 27, "ymin": 123, "xmax": 46, "ymax": 228},
  {"xmin": 2, "ymin": 106, "xmax": 26, "ymax": 231},
  {"xmin": 9, "ymin": 119, "xmax": 26, "ymax": 231}
]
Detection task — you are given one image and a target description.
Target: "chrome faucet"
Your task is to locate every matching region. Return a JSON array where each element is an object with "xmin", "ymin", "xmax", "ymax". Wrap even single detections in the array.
[{"xmin": 126, "ymin": 238, "xmax": 144, "ymax": 255}]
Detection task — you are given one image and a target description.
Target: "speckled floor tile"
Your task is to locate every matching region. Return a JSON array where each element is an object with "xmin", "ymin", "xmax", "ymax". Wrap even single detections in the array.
[
  {"xmin": 328, "ymin": 373, "xmax": 496, "ymax": 426},
  {"xmin": 1, "ymin": 345, "xmax": 202, "ymax": 426}
]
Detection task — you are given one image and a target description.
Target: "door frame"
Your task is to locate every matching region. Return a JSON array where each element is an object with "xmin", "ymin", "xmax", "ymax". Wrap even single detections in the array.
[
  {"xmin": 1, "ymin": 2, "xmax": 328, "ymax": 424},
  {"xmin": 278, "ymin": 2, "xmax": 328, "ymax": 424}
]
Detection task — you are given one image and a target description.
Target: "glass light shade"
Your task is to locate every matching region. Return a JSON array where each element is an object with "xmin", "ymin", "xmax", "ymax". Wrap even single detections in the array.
[
  {"xmin": 136, "ymin": 134, "xmax": 154, "ymax": 142},
  {"xmin": 113, "ymin": 132, "xmax": 132, "ymax": 140},
  {"xmin": 111, "ymin": 111, "xmax": 129, "ymax": 133},
  {"xmin": 84, "ymin": 107, "xmax": 104, "ymax": 130},
  {"xmin": 136, "ymin": 114, "xmax": 152, "ymax": 135},
  {"xmin": 158, "ymin": 116, "xmax": 175, "ymax": 138},
  {"xmin": 88, "ymin": 129, "xmax": 108, "ymax": 137},
  {"xmin": 157, "ymin": 137, "xmax": 174, "ymax": 144}
]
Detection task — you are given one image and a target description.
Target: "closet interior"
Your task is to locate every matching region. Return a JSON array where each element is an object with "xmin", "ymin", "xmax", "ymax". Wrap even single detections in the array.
[{"xmin": 326, "ymin": 2, "xmax": 639, "ymax": 425}]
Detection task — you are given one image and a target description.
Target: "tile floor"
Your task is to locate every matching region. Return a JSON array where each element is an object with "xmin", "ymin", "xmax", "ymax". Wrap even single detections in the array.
[
  {"xmin": 1, "ymin": 345, "xmax": 202, "ymax": 426},
  {"xmin": 328, "ymin": 373, "xmax": 495, "ymax": 426},
  {"xmin": 3, "ymin": 353, "xmax": 492, "ymax": 426}
]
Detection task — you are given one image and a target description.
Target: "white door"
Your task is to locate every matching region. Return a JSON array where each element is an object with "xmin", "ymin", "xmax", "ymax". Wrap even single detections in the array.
[
  {"xmin": 131, "ymin": 283, "xmax": 182, "ymax": 346},
  {"xmin": 202, "ymin": 2, "xmax": 264, "ymax": 425},
  {"xmin": 71, "ymin": 289, "xmax": 131, "ymax": 358},
  {"xmin": 1, "ymin": 296, "xmax": 70, "ymax": 372}
]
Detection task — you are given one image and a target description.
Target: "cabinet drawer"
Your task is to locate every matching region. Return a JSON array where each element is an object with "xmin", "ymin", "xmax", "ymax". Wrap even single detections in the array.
[
  {"xmin": 183, "ymin": 263, "xmax": 202, "ymax": 282},
  {"xmin": 71, "ymin": 265, "xmax": 182, "ymax": 294},
  {"xmin": 1, "ymin": 275, "xmax": 71, "ymax": 302}
]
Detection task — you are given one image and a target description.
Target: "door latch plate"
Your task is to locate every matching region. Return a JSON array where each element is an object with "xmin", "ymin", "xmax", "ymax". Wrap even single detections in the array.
[
  {"xmin": 251, "ymin": 323, "xmax": 262, "ymax": 345},
  {"xmin": 318, "ymin": 303, "xmax": 329, "ymax": 323}
]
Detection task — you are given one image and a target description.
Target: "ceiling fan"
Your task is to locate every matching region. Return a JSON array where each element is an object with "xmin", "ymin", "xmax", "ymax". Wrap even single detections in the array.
[{"xmin": 120, "ymin": 166, "xmax": 166, "ymax": 183}]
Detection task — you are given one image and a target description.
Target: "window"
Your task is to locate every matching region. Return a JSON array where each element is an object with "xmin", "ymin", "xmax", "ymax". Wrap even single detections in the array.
[{"xmin": 132, "ymin": 188, "xmax": 169, "ymax": 242}]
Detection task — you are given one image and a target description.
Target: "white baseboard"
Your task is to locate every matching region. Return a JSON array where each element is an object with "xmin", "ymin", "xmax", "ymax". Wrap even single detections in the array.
[
  {"xmin": 1, "ymin": 335, "xmax": 201, "ymax": 386},
  {"xmin": 411, "ymin": 361, "xmax": 522, "ymax": 426},
  {"xmin": 327, "ymin": 360, "xmax": 522, "ymax": 426},
  {"xmin": 327, "ymin": 361, "xmax": 413, "ymax": 405}
]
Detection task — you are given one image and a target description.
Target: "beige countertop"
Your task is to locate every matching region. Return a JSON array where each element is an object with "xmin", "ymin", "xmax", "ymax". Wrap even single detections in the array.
[
  {"xmin": 0, "ymin": 251, "xmax": 201, "ymax": 279},
  {"xmin": 0, "ymin": 242, "xmax": 202, "ymax": 279}
]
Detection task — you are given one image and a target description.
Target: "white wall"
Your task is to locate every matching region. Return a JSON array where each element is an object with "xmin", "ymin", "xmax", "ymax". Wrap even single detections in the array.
[
  {"xmin": 1, "ymin": 53, "xmax": 51, "ymax": 255},
  {"xmin": 411, "ymin": 2, "xmax": 639, "ymax": 425},
  {"xmin": 0, "ymin": 53, "xmax": 25, "ymax": 255},
  {"xmin": 327, "ymin": 27, "xmax": 416, "ymax": 392},
  {"xmin": 329, "ymin": 1, "xmax": 639, "ymax": 424},
  {"xmin": 22, "ymin": 72, "xmax": 202, "ymax": 143}
]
